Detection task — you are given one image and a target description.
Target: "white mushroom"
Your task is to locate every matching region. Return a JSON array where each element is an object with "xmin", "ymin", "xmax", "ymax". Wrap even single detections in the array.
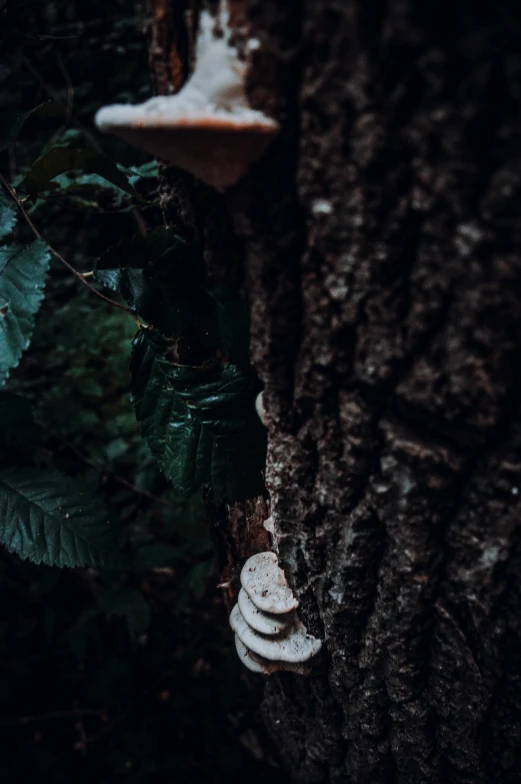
[
  {"xmin": 235, "ymin": 635, "xmax": 311, "ymax": 676},
  {"xmin": 234, "ymin": 634, "xmax": 270, "ymax": 674},
  {"xmin": 255, "ymin": 391, "xmax": 266, "ymax": 426},
  {"xmin": 230, "ymin": 604, "xmax": 322, "ymax": 664},
  {"xmin": 94, "ymin": 9, "xmax": 278, "ymax": 190},
  {"xmin": 240, "ymin": 551, "xmax": 299, "ymax": 615},
  {"xmin": 230, "ymin": 551, "xmax": 322, "ymax": 675},
  {"xmin": 238, "ymin": 587, "xmax": 294, "ymax": 636}
]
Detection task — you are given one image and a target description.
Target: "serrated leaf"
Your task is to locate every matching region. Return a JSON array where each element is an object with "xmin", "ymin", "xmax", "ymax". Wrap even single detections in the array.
[
  {"xmin": 21, "ymin": 146, "xmax": 141, "ymax": 200},
  {"xmin": 0, "ymin": 189, "xmax": 17, "ymax": 240},
  {"xmin": 130, "ymin": 330, "xmax": 265, "ymax": 502},
  {"xmin": 0, "ymin": 239, "xmax": 50, "ymax": 384},
  {"xmin": 0, "ymin": 468, "xmax": 121, "ymax": 568}
]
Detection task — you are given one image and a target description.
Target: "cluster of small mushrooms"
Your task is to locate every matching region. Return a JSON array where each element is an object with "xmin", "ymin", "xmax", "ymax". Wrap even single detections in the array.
[{"xmin": 230, "ymin": 552, "xmax": 322, "ymax": 675}]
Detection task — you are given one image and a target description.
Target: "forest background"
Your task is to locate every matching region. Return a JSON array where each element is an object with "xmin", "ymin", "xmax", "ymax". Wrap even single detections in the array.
[{"xmin": 0, "ymin": 2, "xmax": 276, "ymax": 781}]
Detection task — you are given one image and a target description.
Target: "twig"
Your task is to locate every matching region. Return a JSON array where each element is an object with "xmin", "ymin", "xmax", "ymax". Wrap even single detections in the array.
[
  {"xmin": 55, "ymin": 51, "xmax": 74, "ymax": 126},
  {"xmin": 132, "ymin": 207, "xmax": 148, "ymax": 235},
  {"xmin": 20, "ymin": 52, "xmax": 103, "ymax": 152},
  {"xmin": 49, "ymin": 429, "xmax": 175, "ymax": 509},
  {"xmin": 0, "ymin": 175, "xmax": 138, "ymax": 320},
  {"xmin": 20, "ymin": 52, "xmax": 154, "ymax": 236}
]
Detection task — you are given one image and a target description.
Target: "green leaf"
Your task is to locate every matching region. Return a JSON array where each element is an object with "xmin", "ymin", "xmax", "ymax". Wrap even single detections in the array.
[
  {"xmin": 0, "ymin": 189, "xmax": 17, "ymax": 240},
  {"xmin": 130, "ymin": 330, "xmax": 266, "ymax": 502},
  {"xmin": 21, "ymin": 146, "xmax": 141, "ymax": 200},
  {"xmin": 0, "ymin": 239, "xmax": 50, "ymax": 384},
  {"xmin": 105, "ymin": 587, "xmax": 150, "ymax": 637},
  {"xmin": 0, "ymin": 468, "xmax": 121, "ymax": 568}
]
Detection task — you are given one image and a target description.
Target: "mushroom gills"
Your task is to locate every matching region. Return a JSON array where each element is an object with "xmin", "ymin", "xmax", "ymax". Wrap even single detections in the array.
[{"xmin": 94, "ymin": 10, "xmax": 278, "ymax": 190}]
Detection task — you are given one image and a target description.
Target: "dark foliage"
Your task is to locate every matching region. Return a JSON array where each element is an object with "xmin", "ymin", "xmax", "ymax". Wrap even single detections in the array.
[{"xmin": 0, "ymin": 1, "xmax": 276, "ymax": 780}]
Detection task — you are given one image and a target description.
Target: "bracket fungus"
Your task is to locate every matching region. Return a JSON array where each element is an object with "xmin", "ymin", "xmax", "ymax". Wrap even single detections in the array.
[
  {"xmin": 255, "ymin": 391, "xmax": 266, "ymax": 426},
  {"xmin": 94, "ymin": 9, "xmax": 278, "ymax": 190},
  {"xmin": 234, "ymin": 634, "xmax": 311, "ymax": 676},
  {"xmin": 240, "ymin": 551, "xmax": 299, "ymax": 615},
  {"xmin": 238, "ymin": 587, "xmax": 293, "ymax": 636},
  {"xmin": 230, "ymin": 552, "xmax": 322, "ymax": 675}
]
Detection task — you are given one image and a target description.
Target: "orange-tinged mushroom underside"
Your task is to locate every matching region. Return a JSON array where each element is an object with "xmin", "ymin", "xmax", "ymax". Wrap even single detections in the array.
[{"xmin": 102, "ymin": 118, "xmax": 278, "ymax": 190}]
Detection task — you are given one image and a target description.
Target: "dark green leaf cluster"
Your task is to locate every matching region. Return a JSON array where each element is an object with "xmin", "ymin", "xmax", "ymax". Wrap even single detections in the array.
[
  {"xmin": 131, "ymin": 329, "xmax": 266, "ymax": 502},
  {"xmin": 95, "ymin": 227, "xmax": 265, "ymax": 502}
]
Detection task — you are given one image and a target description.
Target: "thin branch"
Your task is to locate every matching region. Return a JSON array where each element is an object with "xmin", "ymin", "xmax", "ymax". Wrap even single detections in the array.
[
  {"xmin": 55, "ymin": 51, "xmax": 74, "ymax": 126},
  {"xmin": 0, "ymin": 175, "xmax": 138, "ymax": 320},
  {"xmin": 132, "ymin": 207, "xmax": 148, "ymax": 235},
  {"xmin": 20, "ymin": 52, "xmax": 103, "ymax": 152},
  {"xmin": 20, "ymin": 52, "xmax": 154, "ymax": 235},
  {"xmin": 49, "ymin": 429, "xmax": 175, "ymax": 509}
]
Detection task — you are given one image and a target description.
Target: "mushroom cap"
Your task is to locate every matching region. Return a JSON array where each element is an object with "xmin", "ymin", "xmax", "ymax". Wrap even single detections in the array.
[
  {"xmin": 230, "ymin": 604, "xmax": 322, "ymax": 663},
  {"xmin": 240, "ymin": 551, "xmax": 299, "ymax": 614},
  {"xmin": 234, "ymin": 633, "xmax": 271, "ymax": 674},
  {"xmin": 235, "ymin": 634, "xmax": 311, "ymax": 676},
  {"xmin": 95, "ymin": 104, "xmax": 277, "ymax": 190},
  {"xmin": 255, "ymin": 391, "xmax": 266, "ymax": 425},
  {"xmin": 94, "ymin": 15, "xmax": 278, "ymax": 191},
  {"xmin": 238, "ymin": 587, "xmax": 294, "ymax": 636}
]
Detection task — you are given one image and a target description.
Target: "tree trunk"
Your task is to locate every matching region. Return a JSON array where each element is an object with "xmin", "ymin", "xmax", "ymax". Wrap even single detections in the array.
[{"xmin": 149, "ymin": 1, "xmax": 521, "ymax": 781}]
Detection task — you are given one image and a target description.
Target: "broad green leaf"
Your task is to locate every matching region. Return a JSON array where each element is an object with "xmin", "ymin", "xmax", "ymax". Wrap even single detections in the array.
[
  {"xmin": 130, "ymin": 330, "xmax": 265, "ymax": 502},
  {"xmin": 0, "ymin": 189, "xmax": 17, "ymax": 240},
  {"xmin": 0, "ymin": 468, "xmax": 121, "ymax": 568},
  {"xmin": 21, "ymin": 146, "xmax": 141, "ymax": 200},
  {"xmin": 0, "ymin": 239, "xmax": 50, "ymax": 384}
]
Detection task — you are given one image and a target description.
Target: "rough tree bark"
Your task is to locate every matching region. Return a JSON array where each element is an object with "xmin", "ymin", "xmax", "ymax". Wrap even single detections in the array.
[{"xmin": 148, "ymin": 1, "xmax": 521, "ymax": 782}]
